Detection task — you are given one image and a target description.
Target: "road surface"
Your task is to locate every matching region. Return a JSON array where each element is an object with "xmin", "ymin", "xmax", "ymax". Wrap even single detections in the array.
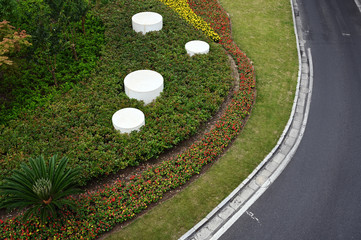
[{"xmin": 220, "ymin": 0, "xmax": 361, "ymax": 239}]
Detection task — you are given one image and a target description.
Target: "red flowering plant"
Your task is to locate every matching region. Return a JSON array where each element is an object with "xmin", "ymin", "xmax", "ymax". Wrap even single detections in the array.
[{"xmin": 0, "ymin": 0, "xmax": 255, "ymax": 238}]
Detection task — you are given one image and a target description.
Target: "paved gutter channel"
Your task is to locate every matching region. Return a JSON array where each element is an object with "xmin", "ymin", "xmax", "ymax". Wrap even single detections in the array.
[{"xmin": 179, "ymin": 0, "xmax": 312, "ymax": 239}]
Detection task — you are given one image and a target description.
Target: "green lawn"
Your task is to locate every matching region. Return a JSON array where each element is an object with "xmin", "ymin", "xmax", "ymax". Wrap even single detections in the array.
[{"xmin": 105, "ymin": 0, "xmax": 298, "ymax": 239}]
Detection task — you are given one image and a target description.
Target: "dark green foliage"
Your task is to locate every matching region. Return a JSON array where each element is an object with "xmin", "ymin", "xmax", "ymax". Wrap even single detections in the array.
[
  {"xmin": 0, "ymin": 0, "xmax": 17, "ymax": 22},
  {"xmin": 0, "ymin": 0, "xmax": 233, "ymax": 186},
  {"xmin": 0, "ymin": 0, "xmax": 102, "ymax": 123},
  {"xmin": 0, "ymin": 155, "xmax": 82, "ymax": 222},
  {"xmin": 0, "ymin": 10, "xmax": 105, "ymax": 124}
]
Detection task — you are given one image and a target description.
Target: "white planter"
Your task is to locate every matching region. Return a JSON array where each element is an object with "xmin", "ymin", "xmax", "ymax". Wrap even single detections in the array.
[
  {"xmin": 124, "ymin": 70, "xmax": 164, "ymax": 105},
  {"xmin": 132, "ymin": 12, "xmax": 163, "ymax": 34},
  {"xmin": 112, "ymin": 108, "xmax": 145, "ymax": 134},
  {"xmin": 185, "ymin": 40, "xmax": 210, "ymax": 57}
]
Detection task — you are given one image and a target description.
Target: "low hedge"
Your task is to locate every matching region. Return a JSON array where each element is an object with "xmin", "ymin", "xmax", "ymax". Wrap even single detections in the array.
[{"xmin": 0, "ymin": 0, "xmax": 256, "ymax": 239}]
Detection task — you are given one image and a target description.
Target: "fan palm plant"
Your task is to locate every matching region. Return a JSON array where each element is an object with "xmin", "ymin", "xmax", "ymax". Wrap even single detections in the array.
[{"xmin": 0, "ymin": 155, "xmax": 82, "ymax": 222}]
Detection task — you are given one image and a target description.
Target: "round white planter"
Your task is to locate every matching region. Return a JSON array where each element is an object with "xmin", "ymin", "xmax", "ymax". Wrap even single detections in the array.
[
  {"xmin": 124, "ymin": 70, "xmax": 164, "ymax": 105},
  {"xmin": 185, "ymin": 40, "xmax": 210, "ymax": 57},
  {"xmin": 112, "ymin": 108, "xmax": 145, "ymax": 134},
  {"xmin": 132, "ymin": 12, "xmax": 163, "ymax": 34}
]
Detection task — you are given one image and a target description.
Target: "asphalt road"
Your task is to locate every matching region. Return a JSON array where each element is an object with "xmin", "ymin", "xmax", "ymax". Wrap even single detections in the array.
[{"xmin": 220, "ymin": 0, "xmax": 361, "ymax": 239}]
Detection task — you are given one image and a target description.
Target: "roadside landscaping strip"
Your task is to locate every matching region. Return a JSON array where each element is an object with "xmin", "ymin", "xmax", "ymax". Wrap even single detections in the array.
[
  {"xmin": 0, "ymin": 0, "xmax": 255, "ymax": 238},
  {"xmin": 179, "ymin": 0, "xmax": 313, "ymax": 239}
]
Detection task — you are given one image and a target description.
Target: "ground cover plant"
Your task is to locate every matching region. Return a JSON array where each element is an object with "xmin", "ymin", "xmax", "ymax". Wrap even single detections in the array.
[
  {"xmin": 0, "ymin": 0, "xmax": 233, "ymax": 186},
  {"xmin": 0, "ymin": 0, "xmax": 257, "ymax": 238}
]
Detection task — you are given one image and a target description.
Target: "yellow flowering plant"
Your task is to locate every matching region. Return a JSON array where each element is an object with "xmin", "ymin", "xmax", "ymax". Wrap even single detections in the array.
[{"xmin": 157, "ymin": 0, "xmax": 220, "ymax": 42}]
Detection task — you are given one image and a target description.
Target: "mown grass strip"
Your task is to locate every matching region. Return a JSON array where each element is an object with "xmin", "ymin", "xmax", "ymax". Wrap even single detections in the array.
[{"xmin": 105, "ymin": 0, "xmax": 298, "ymax": 239}]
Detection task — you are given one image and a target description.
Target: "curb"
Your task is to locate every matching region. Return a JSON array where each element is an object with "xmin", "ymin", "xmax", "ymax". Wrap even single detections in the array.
[{"xmin": 179, "ymin": 0, "xmax": 312, "ymax": 239}]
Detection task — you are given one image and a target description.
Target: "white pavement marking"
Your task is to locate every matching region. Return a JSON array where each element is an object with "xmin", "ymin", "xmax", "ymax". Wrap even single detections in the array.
[
  {"xmin": 210, "ymin": 48, "xmax": 314, "ymax": 240},
  {"xmin": 246, "ymin": 211, "xmax": 262, "ymax": 226}
]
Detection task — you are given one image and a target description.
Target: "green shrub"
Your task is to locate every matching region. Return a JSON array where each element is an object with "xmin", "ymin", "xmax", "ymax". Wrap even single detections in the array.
[
  {"xmin": 0, "ymin": 155, "xmax": 82, "ymax": 222},
  {"xmin": 0, "ymin": 10, "xmax": 105, "ymax": 124},
  {"xmin": 0, "ymin": 0, "xmax": 233, "ymax": 186}
]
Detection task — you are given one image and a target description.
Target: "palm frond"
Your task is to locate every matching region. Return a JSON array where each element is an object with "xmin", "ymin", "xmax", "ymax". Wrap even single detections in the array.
[{"xmin": 0, "ymin": 154, "xmax": 82, "ymax": 222}]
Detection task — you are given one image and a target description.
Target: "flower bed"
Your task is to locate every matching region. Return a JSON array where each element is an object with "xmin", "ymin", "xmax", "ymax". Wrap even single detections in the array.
[
  {"xmin": 0, "ymin": 0, "xmax": 232, "ymax": 186},
  {"xmin": 0, "ymin": 0, "xmax": 256, "ymax": 238}
]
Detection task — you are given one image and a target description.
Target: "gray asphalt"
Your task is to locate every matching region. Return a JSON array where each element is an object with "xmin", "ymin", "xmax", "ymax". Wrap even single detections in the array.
[{"xmin": 220, "ymin": 0, "xmax": 361, "ymax": 239}]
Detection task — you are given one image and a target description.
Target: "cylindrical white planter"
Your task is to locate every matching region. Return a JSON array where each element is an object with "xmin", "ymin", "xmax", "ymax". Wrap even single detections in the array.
[
  {"xmin": 185, "ymin": 40, "xmax": 210, "ymax": 57},
  {"xmin": 124, "ymin": 70, "xmax": 164, "ymax": 105},
  {"xmin": 132, "ymin": 12, "xmax": 163, "ymax": 34},
  {"xmin": 112, "ymin": 108, "xmax": 145, "ymax": 134}
]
